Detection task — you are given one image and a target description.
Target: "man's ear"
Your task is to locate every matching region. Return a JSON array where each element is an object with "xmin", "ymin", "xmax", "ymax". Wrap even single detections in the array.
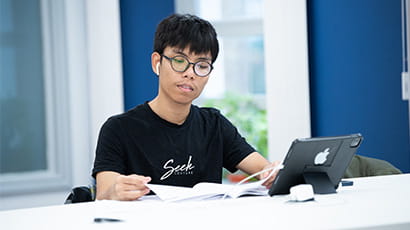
[{"xmin": 151, "ymin": 52, "xmax": 161, "ymax": 76}]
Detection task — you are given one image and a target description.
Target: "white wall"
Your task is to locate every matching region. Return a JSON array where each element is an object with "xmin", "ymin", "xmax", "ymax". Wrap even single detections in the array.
[{"xmin": 263, "ymin": 0, "xmax": 311, "ymax": 162}]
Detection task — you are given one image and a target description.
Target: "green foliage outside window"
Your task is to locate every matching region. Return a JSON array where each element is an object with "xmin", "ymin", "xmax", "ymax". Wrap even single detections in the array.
[{"xmin": 202, "ymin": 92, "xmax": 268, "ymax": 158}]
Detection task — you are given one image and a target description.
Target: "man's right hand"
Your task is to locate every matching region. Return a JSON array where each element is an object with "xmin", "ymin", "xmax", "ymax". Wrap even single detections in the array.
[{"xmin": 96, "ymin": 171, "xmax": 151, "ymax": 201}]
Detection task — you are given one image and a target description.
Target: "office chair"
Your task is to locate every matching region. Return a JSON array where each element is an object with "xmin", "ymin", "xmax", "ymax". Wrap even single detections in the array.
[
  {"xmin": 344, "ymin": 154, "xmax": 402, "ymax": 178},
  {"xmin": 64, "ymin": 184, "xmax": 96, "ymax": 204}
]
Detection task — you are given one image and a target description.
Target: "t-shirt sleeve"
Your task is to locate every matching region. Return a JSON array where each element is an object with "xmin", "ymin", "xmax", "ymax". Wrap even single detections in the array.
[
  {"xmin": 92, "ymin": 117, "xmax": 127, "ymax": 178},
  {"xmin": 219, "ymin": 113, "xmax": 256, "ymax": 173}
]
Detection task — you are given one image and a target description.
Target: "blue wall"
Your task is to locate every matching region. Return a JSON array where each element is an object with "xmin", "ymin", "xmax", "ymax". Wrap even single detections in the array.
[
  {"xmin": 120, "ymin": 0, "xmax": 174, "ymax": 110},
  {"xmin": 308, "ymin": 0, "xmax": 410, "ymax": 172}
]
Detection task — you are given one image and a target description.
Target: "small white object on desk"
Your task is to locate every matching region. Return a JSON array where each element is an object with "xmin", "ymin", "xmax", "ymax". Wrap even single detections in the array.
[{"xmin": 289, "ymin": 184, "xmax": 314, "ymax": 202}]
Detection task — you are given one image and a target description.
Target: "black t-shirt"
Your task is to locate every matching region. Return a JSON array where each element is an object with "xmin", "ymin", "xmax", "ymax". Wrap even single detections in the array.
[{"xmin": 92, "ymin": 102, "xmax": 255, "ymax": 187}]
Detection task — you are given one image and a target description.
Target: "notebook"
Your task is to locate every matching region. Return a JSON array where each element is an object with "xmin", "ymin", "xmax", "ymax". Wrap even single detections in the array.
[{"xmin": 269, "ymin": 133, "xmax": 363, "ymax": 195}]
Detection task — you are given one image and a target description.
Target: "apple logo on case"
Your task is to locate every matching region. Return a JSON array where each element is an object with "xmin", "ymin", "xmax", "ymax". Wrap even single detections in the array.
[{"xmin": 314, "ymin": 148, "xmax": 330, "ymax": 165}]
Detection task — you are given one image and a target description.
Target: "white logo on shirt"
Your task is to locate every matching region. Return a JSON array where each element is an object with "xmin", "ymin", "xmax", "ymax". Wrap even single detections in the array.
[{"xmin": 160, "ymin": 155, "xmax": 195, "ymax": 180}]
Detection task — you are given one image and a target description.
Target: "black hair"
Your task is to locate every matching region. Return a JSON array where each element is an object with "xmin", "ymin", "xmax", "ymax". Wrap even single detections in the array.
[{"xmin": 153, "ymin": 14, "xmax": 219, "ymax": 63}]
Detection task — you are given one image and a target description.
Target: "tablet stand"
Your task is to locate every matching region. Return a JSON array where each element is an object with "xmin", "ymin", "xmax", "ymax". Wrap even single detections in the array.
[{"xmin": 303, "ymin": 172, "xmax": 337, "ymax": 194}]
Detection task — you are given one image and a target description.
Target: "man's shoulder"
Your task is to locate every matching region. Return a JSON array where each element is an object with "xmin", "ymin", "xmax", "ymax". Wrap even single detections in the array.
[
  {"xmin": 104, "ymin": 103, "xmax": 148, "ymax": 125},
  {"xmin": 194, "ymin": 105, "xmax": 222, "ymax": 116},
  {"xmin": 190, "ymin": 105, "xmax": 229, "ymax": 126}
]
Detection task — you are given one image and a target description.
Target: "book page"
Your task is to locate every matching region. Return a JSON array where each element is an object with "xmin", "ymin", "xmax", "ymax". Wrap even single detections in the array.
[
  {"xmin": 146, "ymin": 164, "xmax": 283, "ymax": 202},
  {"xmin": 147, "ymin": 181, "xmax": 268, "ymax": 202},
  {"xmin": 146, "ymin": 183, "xmax": 224, "ymax": 201},
  {"xmin": 146, "ymin": 184, "xmax": 193, "ymax": 201}
]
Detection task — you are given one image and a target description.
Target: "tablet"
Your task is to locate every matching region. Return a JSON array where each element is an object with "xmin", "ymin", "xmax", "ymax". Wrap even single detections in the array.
[{"xmin": 268, "ymin": 134, "xmax": 363, "ymax": 195}]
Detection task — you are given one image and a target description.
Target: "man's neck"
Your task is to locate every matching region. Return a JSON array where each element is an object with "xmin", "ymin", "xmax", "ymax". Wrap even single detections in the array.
[{"xmin": 148, "ymin": 97, "xmax": 191, "ymax": 125}]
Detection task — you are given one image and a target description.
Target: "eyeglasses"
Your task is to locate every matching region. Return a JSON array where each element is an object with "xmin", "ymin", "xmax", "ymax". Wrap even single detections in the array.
[{"xmin": 162, "ymin": 55, "xmax": 213, "ymax": 77}]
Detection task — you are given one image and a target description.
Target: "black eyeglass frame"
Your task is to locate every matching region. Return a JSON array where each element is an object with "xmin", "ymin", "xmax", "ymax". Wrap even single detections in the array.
[{"xmin": 161, "ymin": 54, "xmax": 214, "ymax": 77}]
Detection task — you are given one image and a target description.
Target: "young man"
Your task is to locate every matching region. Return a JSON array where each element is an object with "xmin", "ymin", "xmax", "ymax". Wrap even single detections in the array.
[{"xmin": 92, "ymin": 14, "xmax": 278, "ymax": 201}]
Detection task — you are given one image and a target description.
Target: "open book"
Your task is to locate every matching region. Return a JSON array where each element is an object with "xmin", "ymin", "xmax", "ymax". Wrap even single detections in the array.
[
  {"xmin": 146, "ymin": 164, "xmax": 283, "ymax": 202},
  {"xmin": 147, "ymin": 180, "xmax": 267, "ymax": 202}
]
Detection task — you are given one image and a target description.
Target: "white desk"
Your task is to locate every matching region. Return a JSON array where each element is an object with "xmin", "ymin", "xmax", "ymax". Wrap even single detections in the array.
[{"xmin": 1, "ymin": 174, "xmax": 410, "ymax": 230}]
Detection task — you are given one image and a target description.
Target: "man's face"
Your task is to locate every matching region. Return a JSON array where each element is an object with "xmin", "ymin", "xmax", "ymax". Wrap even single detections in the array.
[{"xmin": 156, "ymin": 46, "xmax": 212, "ymax": 105}]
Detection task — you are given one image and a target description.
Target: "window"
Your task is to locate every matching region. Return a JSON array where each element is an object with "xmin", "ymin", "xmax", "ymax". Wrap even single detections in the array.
[
  {"xmin": 176, "ymin": 0, "xmax": 265, "ymax": 103},
  {"xmin": 0, "ymin": 0, "xmax": 47, "ymax": 174},
  {"xmin": 175, "ymin": 0, "xmax": 268, "ymax": 161},
  {"xmin": 0, "ymin": 0, "xmax": 71, "ymax": 195},
  {"xmin": 0, "ymin": 0, "xmax": 123, "ymax": 210}
]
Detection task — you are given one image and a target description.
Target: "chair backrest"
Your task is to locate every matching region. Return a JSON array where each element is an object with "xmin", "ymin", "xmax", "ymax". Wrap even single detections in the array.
[
  {"xmin": 64, "ymin": 185, "xmax": 96, "ymax": 204},
  {"xmin": 344, "ymin": 154, "xmax": 402, "ymax": 178}
]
